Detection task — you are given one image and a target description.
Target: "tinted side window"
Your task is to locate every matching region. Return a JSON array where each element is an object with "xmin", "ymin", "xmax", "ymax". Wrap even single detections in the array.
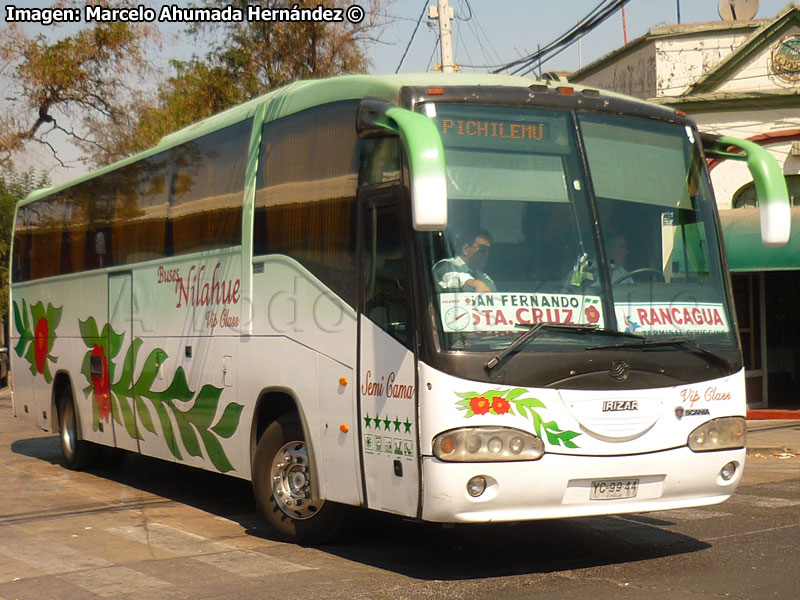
[
  {"xmin": 170, "ymin": 118, "xmax": 251, "ymax": 255},
  {"xmin": 24, "ymin": 196, "xmax": 65, "ymax": 280},
  {"xmin": 254, "ymin": 101, "xmax": 359, "ymax": 307},
  {"xmin": 12, "ymin": 119, "xmax": 253, "ymax": 282}
]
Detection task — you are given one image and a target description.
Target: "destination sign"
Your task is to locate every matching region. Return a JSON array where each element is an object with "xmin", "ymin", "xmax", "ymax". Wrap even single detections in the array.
[
  {"xmin": 439, "ymin": 118, "xmax": 550, "ymax": 142},
  {"xmin": 439, "ymin": 292, "xmax": 603, "ymax": 333}
]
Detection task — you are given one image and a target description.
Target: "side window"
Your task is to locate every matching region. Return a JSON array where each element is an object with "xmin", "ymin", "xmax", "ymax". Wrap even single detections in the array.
[
  {"xmin": 364, "ymin": 203, "xmax": 412, "ymax": 347},
  {"xmin": 169, "ymin": 118, "xmax": 251, "ymax": 255},
  {"xmin": 27, "ymin": 195, "xmax": 65, "ymax": 280},
  {"xmin": 254, "ymin": 101, "xmax": 359, "ymax": 307},
  {"xmin": 359, "ymin": 137, "xmax": 401, "ymax": 187}
]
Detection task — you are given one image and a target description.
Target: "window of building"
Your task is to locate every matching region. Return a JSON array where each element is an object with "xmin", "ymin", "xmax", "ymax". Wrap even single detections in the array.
[{"xmin": 733, "ymin": 174, "xmax": 800, "ymax": 208}]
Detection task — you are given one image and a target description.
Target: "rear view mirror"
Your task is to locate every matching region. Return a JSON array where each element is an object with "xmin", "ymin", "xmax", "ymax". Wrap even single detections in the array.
[
  {"xmin": 358, "ymin": 101, "xmax": 447, "ymax": 231},
  {"xmin": 702, "ymin": 134, "xmax": 790, "ymax": 247}
]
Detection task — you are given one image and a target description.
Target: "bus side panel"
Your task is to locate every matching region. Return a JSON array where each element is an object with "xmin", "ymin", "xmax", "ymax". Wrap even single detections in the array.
[
  {"xmin": 10, "ymin": 273, "xmax": 113, "ymax": 450},
  {"xmin": 128, "ymin": 254, "xmax": 246, "ymax": 473},
  {"xmin": 247, "ymin": 256, "xmax": 361, "ymax": 504}
]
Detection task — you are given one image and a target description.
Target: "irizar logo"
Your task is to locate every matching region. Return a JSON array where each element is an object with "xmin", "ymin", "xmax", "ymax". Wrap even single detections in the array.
[
  {"xmin": 602, "ymin": 400, "xmax": 638, "ymax": 412},
  {"xmin": 675, "ymin": 406, "xmax": 711, "ymax": 420}
]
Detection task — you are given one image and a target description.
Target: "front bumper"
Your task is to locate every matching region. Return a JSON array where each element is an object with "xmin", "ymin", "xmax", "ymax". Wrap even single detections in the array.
[{"xmin": 421, "ymin": 446, "xmax": 745, "ymax": 522}]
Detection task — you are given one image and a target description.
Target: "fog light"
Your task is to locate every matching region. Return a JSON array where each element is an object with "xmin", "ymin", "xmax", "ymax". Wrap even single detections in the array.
[
  {"xmin": 465, "ymin": 435, "xmax": 481, "ymax": 454},
  {"xmin": 720, "ymin": 461, "xmax": 737, "ymax": 481},
  {"xmin": 467, "ymin": 476, "xmax": 487, "ymax": 497}
]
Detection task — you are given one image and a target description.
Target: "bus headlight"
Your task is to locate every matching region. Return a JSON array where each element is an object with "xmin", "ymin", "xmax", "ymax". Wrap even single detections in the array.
[
  {"xmin": 688, "ymin": 417, "xmax": 746, "ymax": 452},
  {"xmin": 433, "ymin": 427, "xmax": 544, "ymax": 462}
]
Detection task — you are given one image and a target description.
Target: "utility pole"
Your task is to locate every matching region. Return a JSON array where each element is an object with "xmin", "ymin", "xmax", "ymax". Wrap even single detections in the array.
[{"xmin": 428, "ymin": 0, "xmax": 456, "ymax": 72}]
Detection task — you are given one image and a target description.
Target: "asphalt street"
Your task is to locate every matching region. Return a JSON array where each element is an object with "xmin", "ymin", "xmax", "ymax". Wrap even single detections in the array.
[{"xmin": 1, "ymin": 388, "xmax": 799, "ymax": 599}]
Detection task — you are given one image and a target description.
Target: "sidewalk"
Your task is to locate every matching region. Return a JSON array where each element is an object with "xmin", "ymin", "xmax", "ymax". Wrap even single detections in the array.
[{"xmin": 746, "ymin": 419, "xmax": 800, "ymax": 457}]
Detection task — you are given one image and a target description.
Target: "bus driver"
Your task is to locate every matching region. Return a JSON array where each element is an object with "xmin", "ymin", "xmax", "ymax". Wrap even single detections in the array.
[{"xmin": 433, "ymin": 230, "xmax": 496, "ymax": 293}]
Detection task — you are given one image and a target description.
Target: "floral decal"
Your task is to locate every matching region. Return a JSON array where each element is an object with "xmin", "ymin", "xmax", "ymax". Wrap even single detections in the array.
[
  {"xmin": 79, "ymin": 316, "xmax": 244, "ymax": 473},
  {"xmin": 13, "ymin": 300, "xmax": 62, "ymax": 383},
  {"xmin": 585, "ymin": 305, "xmax": 601, "ymax": 324},
  {"xmin": 456, "ymin": 387, "xmax": 581, "ymax": 448}
]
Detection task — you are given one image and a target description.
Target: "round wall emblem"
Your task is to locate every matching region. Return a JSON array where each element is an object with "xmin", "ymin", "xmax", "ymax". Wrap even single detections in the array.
[{"xmin": 771, "ymin": 36, "xmax": 800, "ymax": 83}]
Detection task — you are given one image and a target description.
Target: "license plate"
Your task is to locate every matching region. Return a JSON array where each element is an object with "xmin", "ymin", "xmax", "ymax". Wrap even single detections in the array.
[{"xmin": 590, "ymin": 479, "xmax": 639, "ymax": 500}]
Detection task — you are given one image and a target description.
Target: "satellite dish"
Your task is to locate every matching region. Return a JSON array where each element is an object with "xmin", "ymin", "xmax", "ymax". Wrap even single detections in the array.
[{"xmin": 719, "ymin": 0, "xmax": 760, "ymax": 21}]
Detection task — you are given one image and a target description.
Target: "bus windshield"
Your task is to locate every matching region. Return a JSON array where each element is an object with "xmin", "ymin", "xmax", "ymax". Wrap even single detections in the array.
[{"xmin": 420, "ymin": 103, "xmax": 735, "ymax": 352}]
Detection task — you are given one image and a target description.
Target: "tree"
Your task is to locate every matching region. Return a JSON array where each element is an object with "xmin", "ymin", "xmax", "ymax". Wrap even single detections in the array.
[
  {"xmin": 0, "ymin": 165, "xmax": 49, "ymax": 323},
  {"xmin": 109, "ymin": 0, "xmax": 384, "ymax": 159},
  {"xmin": 0, "ymin": 1, "xmax": 159, "ymax": 168}
]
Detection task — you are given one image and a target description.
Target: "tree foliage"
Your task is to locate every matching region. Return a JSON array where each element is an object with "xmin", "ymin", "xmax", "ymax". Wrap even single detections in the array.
[
  {"xmin": 1, "ymin": 0, "xmax": 384, "ymax": 167},
  {"xmin": 0, "ymin": 0, "xmax": 159, "ymax": 168},
  {"xmin": 109, "ymin": 0, "xmax": 383, "ymax": 159},
  {"xmin": 0, "ymin": 165, "xmax": 49, "ymax": 322}
]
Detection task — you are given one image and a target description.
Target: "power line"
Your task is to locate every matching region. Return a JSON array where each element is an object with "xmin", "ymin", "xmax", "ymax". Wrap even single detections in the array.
[
  {"xmin": 395, "ymin": 0, "xmax": 429, "ymax": 74},
  {"xmin": 489, "ymin": 0, "xmax": 632, "ymax": 75}
]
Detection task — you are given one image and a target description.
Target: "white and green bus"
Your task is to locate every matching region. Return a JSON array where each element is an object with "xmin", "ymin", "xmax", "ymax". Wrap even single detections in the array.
[{"xmin": 10, "ymin": 74, "xmax": 789, "ymax": 544}]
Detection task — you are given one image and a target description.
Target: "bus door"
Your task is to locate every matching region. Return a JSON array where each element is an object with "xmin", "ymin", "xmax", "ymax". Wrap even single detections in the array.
[
  {"xmin": 358, "ymin": 193, "xmax": 420, "ymax": 517},
  {"xmin": 108, "ymin": 272, "xmax": 139, "ymax": 453}
]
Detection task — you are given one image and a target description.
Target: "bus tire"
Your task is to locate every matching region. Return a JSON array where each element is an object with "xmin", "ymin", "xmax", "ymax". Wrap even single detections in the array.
[
  {"xmin": 252, "ymin": 413, "xmax": 351, "ymax": 545},
  {"xmin": 58, "ymin": 389, "xmax": 99, "ymax": 471}
]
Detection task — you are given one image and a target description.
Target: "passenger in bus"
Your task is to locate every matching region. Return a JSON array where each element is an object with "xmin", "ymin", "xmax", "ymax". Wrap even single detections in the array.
[
  {"xmin": 606, "ymin": 232, "xmax": 632, "ymax": 284},
  {"xmin": 433, "ymin": 229, "xmax": 496, "ymax": 292}
]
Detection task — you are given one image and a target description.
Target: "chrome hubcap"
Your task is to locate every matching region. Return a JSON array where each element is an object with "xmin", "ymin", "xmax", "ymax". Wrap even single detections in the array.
[
  {"xmin": 61, "ymin": 406, "xmax": 75, "ymax": 458},
  {"xmin": 270, "ymin": 441, "xmax": 324, "ymax": 520}
]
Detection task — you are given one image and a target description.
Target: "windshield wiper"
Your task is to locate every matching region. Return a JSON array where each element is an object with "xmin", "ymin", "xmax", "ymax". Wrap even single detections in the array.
[
  {"xmin": 586, "ymin": 336, "xmax": 736, "ymax": 371},
  {"xmin": 484, "ymin": 323, "xmax": 640, "ymax": 372}
]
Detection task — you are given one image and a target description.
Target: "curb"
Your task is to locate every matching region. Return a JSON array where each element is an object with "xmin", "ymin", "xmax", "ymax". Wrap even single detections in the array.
[{"xmin": 746, "ymin": 409, "xmax": 800, "ymax": 420}]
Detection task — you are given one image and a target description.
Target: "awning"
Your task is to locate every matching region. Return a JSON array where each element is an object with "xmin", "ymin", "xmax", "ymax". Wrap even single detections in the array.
[{"xmin": 719, "ymin": 207, "xmax": 800, "ymax": 272}]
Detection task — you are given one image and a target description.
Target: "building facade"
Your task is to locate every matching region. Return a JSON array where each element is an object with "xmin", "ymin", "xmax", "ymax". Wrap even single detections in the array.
[{"xmin": 571, "ymin": 3, "xmax": 800, "ymax": 408}]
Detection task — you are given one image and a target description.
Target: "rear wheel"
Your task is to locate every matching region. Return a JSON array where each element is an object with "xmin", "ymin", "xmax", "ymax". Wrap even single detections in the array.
[
  {"xmin": 252, "ymin": 413, "xmax": 352, "ymax": 544},
  {"xmin": 58, "ymin": 389, "xmax": 99, "ymax": 470}
]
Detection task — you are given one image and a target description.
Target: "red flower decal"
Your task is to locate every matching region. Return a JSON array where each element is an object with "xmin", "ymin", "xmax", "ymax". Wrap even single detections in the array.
[
  {"xmin": 91, "ymin": 344, "xmax": 111, "ymax": 422},
  {"xmin": 491, "ymin": 396, "xmax": 511, "ymax": 415},
  {"xmin": 585, "ymin": 305, "xmax": 600, "ymax": 324},
  {"xmin": 469, "ymin": 396, "xmax": 491, "ymax": 415},
  {"xmin": 34, "ymin": 317, "xmax": 49, "ymax": 374}
]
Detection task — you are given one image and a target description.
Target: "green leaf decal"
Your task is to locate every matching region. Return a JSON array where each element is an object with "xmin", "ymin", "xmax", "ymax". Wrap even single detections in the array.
[
  {"xmin": 199, "ymin": 430, "xmax": 235, "ymax": 473},
  {"xmin": 173, "ymin": 409, "xmax": 203, "ymax": 458},
  {"xmin": 453, "ymin": 386, "xmax": 580, "ymax": 448},
  {"xmin": 12, "ymin": 301, "xmax": 32, "ymax": 358},
  {"xmin": 135, "ymin": 396, "xmax": 156, "ymax": 434},
  {"xmin": 212, "ymin": 403, "xmax": 244, "ymax": 439},
  {"xmin": 101, "ymin": 323, "xmax": 125, "ymax": 360},
  {"xmin": 135, "ymin": 349, "xmax": 167, "ymax": 397},
  {"xmin": 75, "ymin": 317, "xmax": 242, "ymax": 472},
  {"xmin": 79, "ymin": 317, "xmax": 100, "ymax": 345}
]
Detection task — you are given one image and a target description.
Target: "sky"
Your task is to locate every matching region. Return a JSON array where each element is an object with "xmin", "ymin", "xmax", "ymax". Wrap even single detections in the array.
[
  {"xmin": 2, "ymin": 0, "xmax": 795, "ymax": 183},
  {"xmin": 374, "ymin": 0, "xmax": 792, "ymax": 74}
]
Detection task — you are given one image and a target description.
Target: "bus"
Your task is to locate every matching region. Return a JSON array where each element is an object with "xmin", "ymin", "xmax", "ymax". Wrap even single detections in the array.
[{"xmin": 9, "ymin": 74, "xmax": 790, "ymax": 544}]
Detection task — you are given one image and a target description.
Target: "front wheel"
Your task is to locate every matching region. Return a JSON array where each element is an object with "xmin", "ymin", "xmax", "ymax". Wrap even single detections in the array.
[
  {"xmin": 58, "ymin": 389, "xmax": 100, "ymax": 470},
  {"xmin": 252, "ymin": 413, "xmax": 352, "ymax": 544}
]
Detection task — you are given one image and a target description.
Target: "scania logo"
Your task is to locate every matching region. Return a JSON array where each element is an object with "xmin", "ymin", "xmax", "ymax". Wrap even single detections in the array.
[
  {"xmin": 675, "ymin": 406, "xmax": 710, "ymax": 420},
  {"xmin": 609, "ymin": 360, "xmax": 629, "ymax": 381}
]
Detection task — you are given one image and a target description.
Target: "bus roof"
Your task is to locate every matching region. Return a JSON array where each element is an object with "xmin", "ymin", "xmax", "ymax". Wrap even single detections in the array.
[{"xmin": 19, "ymin": 73, "xmax": 671, "ymax": 205}]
